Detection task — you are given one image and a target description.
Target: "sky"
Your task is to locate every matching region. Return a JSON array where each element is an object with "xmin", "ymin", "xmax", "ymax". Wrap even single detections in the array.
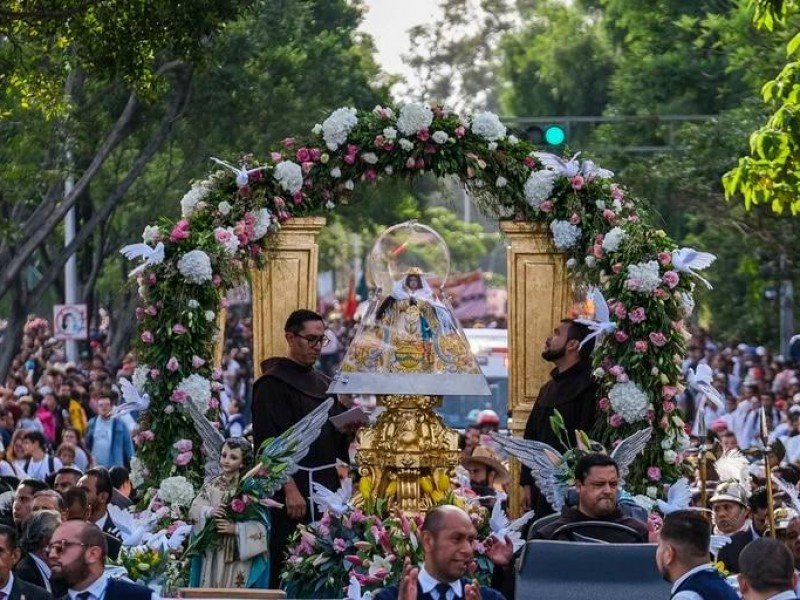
[{"xmin": 359, "ymin": 0, "xmax": 441, "ymax": 94}]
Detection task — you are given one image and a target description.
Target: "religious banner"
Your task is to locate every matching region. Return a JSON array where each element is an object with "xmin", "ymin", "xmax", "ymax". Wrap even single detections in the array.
[{"xmin": 53, "ymin": 303, "xmax": 88, "ymax": 340}]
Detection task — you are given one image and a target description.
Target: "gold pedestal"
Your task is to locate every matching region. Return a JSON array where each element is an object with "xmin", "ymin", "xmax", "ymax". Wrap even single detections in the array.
[
  {"xmin": 357, "ymin": 395, "xmax": 460, "ymax": 514},
  {"xmin": 500, "ymin": 221, "xmax": 571, "ymax": 516},
  {"xmin": 250, "ymin": 217, "xmax": 326, "ymax": 367}
]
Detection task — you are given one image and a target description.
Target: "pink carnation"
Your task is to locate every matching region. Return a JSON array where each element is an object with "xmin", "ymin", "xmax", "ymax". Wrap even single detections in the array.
[
  {"xmin": 649, "ymin": 332, "xmax": 668, "ymax": 347},
  {"xmin": 173, "ymin": 439, "xmax": 193, "ymax": 453},
  {"xmin": 647, "ymin": 466, "xmax": 662, "ymax": 481},
  {"xmin": 629, "ymin": 307, "xmax": 646, "ymax": 323},
  {"xmin": 610, "ymin": 414, "xmax": 624, "ymax": 427},
  {"xmin": 663, "ymin": 401, "xmax": 676, "ymax": 413},
  {"xmin": 571, "ymin": 175, "xmax": 585, "ymax": 190},
  {"xmin": 230, "ymin": 498, "xmax": 247, "ymax": 514},
  {"xmin": 175, "ymin": 451, "xmax": 192, "ymax": 466},
  {"xmin": 662, "ymin": 271, "xmax": 679, "ymax": 288},
  {"xmin": 634, "ymin": 340, "xmax": 649, "ymax": 353},
  {"xmin": 614, "ymin": 304, "xmax": 627, "ymax": 319},
  {"xmin": 166, "ymin": 357, "xmax": 180, "ymax": 372},
  {"xmin": 141, "ymin": 331, "xmax": 154, "ymax": 344},
  {"xmin": 172, "ymin": 324, "xmax": 187, "ymax": 335},
  {"xmin": 455, "ymin": 126, "xmax": 466, "ymax": 138},
  {"xmin": 658, "ymin": 251, "xmax": 672, "ymax": 265},
  {"xmin": 191, "ymin": 355, "xmax": 206, "ymax": 369},
  {"xmin": 169, "ymin": 220, "xmax": 190, "ymax": 242},
  {"xmin": 614, "ymin": 330, "xmax": 629, "ymax": 343}
]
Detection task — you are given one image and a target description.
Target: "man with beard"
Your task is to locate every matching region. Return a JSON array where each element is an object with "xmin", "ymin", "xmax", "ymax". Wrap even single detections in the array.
[
  {"xmin": 47, "ymin": 520, "xmax": 152, "ymax": 599},
  {"xmin": 738, "ymin": 538, "xmax": 800, "ymax": 600},
  {"xmin": 530, "ymin": 453, "xmax": 648, "ymax": 541},
  {"xmin": 656, "ymin": 510, "xmax": 738, "ymax": 600},
  {"xmin": 374, "ymin": 505, "xmax": 511, "ymax": 600},
  {"xmin": 251, "ymin": 309, "xmax": 351, "ymax": 588},
  {"xmin": 521, "ymin": 319, "xmax": 597, "ymax": 515},
  {"xmin": 0, "ymin": 524, "xmax": 52, "ymax": 600},
  {"xmin": 462, "ymin": 446, "xmax": 509, "ymax": 508}
]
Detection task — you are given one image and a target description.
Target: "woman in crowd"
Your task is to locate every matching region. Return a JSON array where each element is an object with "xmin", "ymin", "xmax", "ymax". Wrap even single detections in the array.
[{"xmin": 60, "ymin": 427, "xmax": 92, "ymax": 472}]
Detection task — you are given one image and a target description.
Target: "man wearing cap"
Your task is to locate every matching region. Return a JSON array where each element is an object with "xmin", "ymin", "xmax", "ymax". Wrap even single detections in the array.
[
  {"xmin": 718, "ymin": 488, "xmax": 769, "ymax": 573},
  {"xmin": 739, "ymin": 537, "xmax": 800, "ymax": 600},
  {"xmin": 521, "ymin": 319, "xmax": 596, "ymax": 515},
  {"xmin": 462, "ymin": 446, "xmax": 508, "ymax": 508},
  {"xmin": 710, "ymin": 480, "xmax": 751, "ymax": 536}
]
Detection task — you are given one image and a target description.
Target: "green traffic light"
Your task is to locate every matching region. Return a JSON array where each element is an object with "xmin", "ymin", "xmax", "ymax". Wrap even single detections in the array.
[{"xmin": 544, "ymin": 125, "xmax": 566, "ymax": 145}]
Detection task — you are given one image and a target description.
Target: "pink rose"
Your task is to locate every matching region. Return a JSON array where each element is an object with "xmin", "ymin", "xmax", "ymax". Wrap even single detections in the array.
[
  {"xmin": 610, "ymin": 183, "xmax": 624, "ymax": 200},
  {"xmin": 539, "ymin": 200, "xmax": 554, "ymax": 212},
  {"xmin": 417, "ymin": 128, "xmax": 430, "ymax": 141},
  {"xmin": 230, "ymin": 498, "xmax": 247, "ymax": 514},
  {"xmin": 147, "ymin": 273, "xmax": 157, "ymax": 286},
  {"xmin": 170, "ymin": 389, "xmax": 188, "ymax": 403},
  {"xmin": 658, "ymin": 251, "xmax": 672, "ymax": 265},
  {"xmin": 629, "ymin": 307, "xmax": 646, "ymax": 323},
  {"xmin": 663, "ymin": 401, "xmax": 676, "ymax": 413},
  {"xmin": 209, "ymin": 398, "xmax": 220, "ymax": 410},
  {"xmin": 649, "ymin": 332, "xmax": 668, "ymax": 347},
  {"xmin": 614, "ymin": 330, "xmax": 629, "ymax": 343},
  {"xmin": 628, "ymin": 214, "xmax": 640, "ymax": 222},
  {"xmin": 173, "ymin": 439, "xmax": 193, "ymax": 453},
  {"xmin": 270, "ymin": 152, "xmax": 282, "ymax": 163},
  {"xmin": 634, "ymin": 340, "xmax": 649, "ymax": 353},
  {"xmin": 602, "ymin": 209, "xmax": 616, "ymax": 222},
  {"xmin": 140, "ymin": 430, "xmax": 155, "ymax": 441},
  {"xmin": 524, "ymin": 156, "xmax": 535, "ymax": 169},
  {"xmin": 344, "ymin": 153, "xmax": 356, "ymax": 165},
  {"xmin": 172, "ymin": 324, "xmax": 187, "ymax": 335},
  {"xmin": 149, "ymin": 368, "xmax": 160, "ymax": 380},
  {"xmin": 571, "ymin": 175, "xmax": 585, "ymax": 190},
  {"xmin": 135, "ymin": 307, "xmax": 144, "ymax": 320},
  {"xmin": 169, "ymin": 220, "xmax": 190, "ymax": 242},
  {"xmin": 145, "ymin": 305, "xmax": 158, "ymax": 316},
  {"xmin": 608, "ymin": 365, "xmax": 625, "ymax": 377},
  {"xmin": 310, "ymin": 148, "xmax": 321, "ymax": 161},
  {"xmin": 295, "ymin": 147, "xmax": 311, "ymax": 162},
  {"xmin": 610, "ymin": 414, "xmax": 624, "ymax": 427},
  {"xmin": 166, "ymin": 357, "xmax": 180, "ymax": 372},
  {"xmin": 614, "ymin": 304, "xmax": 627, "ymax": 319},
  {"xmin": 570, "ymin": 213, "xmax": 581, "ymax": 225},
  {"xmin": 593, "ymin": 244, "xmax": 604, "ymax": 259},
  {"xmin": 141, "ymin": 331, "xmax": 154, "ymax": 344},
  {"xmin": 212, "ymin": 368, "xmax": 223, "ymax": 381},
  {"xmin": 175, "ymin": 451, "xmax": 192, "ymax": 466},
  {"xmin": 653, "ymin": 288, "xmax": 668, "ymax": 299},
  {"xmin": 647, "ymin": 466, "xmax": 661, "ymax": 481},
  {"xmin": 191, "ymin": 355, "xmax": 206, "ymax": 369},
  {"xmin": 455, "ymin": 126, "xmax": 466, "ymax": 138},
  {"xmin": 333, "ymin": 538, "xmax": 347, "ymax": 553},
  {"xmin": 405, "ymin": 157, "xmax": 416, "ymax": 170},
  {"xmin": 612, "ymin": 262, "xmax": 623, "ymax": 274},
  {"xmin": 214, "ymin": 228, "xmax": 231, "ymax": 243},
  {"xmin": 212, "ymin": 274, "xmax": 222, "ymax": 288},
  {"xmin": 282, "ymin": 137, "xmax": 295, "ymax": 149},
  {"xmin": 662, "ymin": 271, "xmax": 679, "ymax": 288},
  {"xmin": 292, "ymin": 192, "xmax": 304, "ymax": 205},
  {"xmin": 661, "ymin": 386, "xmax": 678, "ymax": 400},
  {"xmin": 598, "ymin": 397, "xmax": 610, "ymax": 410}
]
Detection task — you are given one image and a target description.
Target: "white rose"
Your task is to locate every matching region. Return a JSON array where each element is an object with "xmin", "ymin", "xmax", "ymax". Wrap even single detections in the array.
[
  {"xmin": 330, "ymin": 167, "xmax": 342, "ymax": 179},
  {"xmin": 496, "ymin": 176, "xmax": 508, "ymax": 188},
  {"xmin": 344, "ymin": 180, "xmax": 354, "ymax": 190},
  {"xmin": 385, "ymin": 166, "xmax": 394, "ymax": 175},
  {"xmin": 566, "ymin": 258, "xmax": 577, "ymax": 269},
  {"xmin": 204, "ymin": 310, "xmax": 215, "ymax": 322},
  {"xmin": 508, "ymin": 135, "xmax": 519, "ymax": 145},
  {"xmin": 361, "ymin": 152, "xmax": 378, "ymax": 164},
  {"xmin": 217, "ymin": 201, "xmax": 232, "ymax": 216},
  {"xmin": 663, "ymin": 450, "xmax": 677, "ymax": 464},
  {"xmin": 312, "ymin": 123, "xmax": 323, "ymax": 135},
  {"xmin": 432, "ymin": 130, "xmax": 449, "ymax": 144},
  {"xmin": 488, "ymin": 142, "xmax": 498, "ymax": 151},
  {"xmin": 383, "ymin": 127, "xmax": 398, "ymax": 140},
  {"xmin": 399, "ymin": 138, "xmax": 415, "ymax": 152}
]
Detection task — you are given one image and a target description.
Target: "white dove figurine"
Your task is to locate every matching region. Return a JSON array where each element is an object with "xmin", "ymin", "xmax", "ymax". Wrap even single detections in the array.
[
  {"xmin": 580, "ymin": 159, "xmax": 614, "ymax": 180},
  {"xmin": 574, "ymin": 287, "xmax": 616, "ymax": 350},
  {"xmin": 710, "ymin": 535, "xmax": 732, "ymax": 559},
  {"xmin": 488, "ymin": 492, "xmax": 536, "ymax": 552},
  {"xmin": 346, "ymin": 574, "xmax": 373, "ymax": 600},
  {"xmin": 311, "ymin": 477, "xmax": 353, "ymax": 516},
  {"xmin": 532, "ymin": 151, "xmax": 581, "ymax": 178},
  {"xmin": 147, "ymin": 523, "xmax": 193, "ymax": 552},
  {"xmin": 106, "ymin": 504, "xmax": 157, "ymax": 547},
  {"xmin": 210, "ymin": 157, "xmax": 265, "ymax": 187},
  {"xmin": 687, "ymin": 363, "xmax": 725, "ymax": 435},
  {"xmin": 119, "ymin": 242, "xmax": 165, "ymax": 278},
  {"xmin": 112, "ymin": 378, "xmax": 150, "ymax": 418},
  {"xmin": 655, "ymin": 478, "xmax": 693, "ymax": 514},
  {"xmin": 671, "ymin": 247, "xmax": 716, "ymax": 289}
]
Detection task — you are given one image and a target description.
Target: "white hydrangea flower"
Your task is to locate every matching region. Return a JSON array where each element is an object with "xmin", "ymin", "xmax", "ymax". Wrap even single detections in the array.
[
  {"xmin": 361, "ymin": 152, "xmax": 378, "ymax": 164},
  {"xmin": 601, "ymin": 226, "xmax": 627, "ymax": 253},
  {"xmin": 383, "ymin": 127, "xmax": 398, "ymax": 140},
  {"xmin": 471, "ymin": 111, "xmax": 507, "ymax": 141},
  {"xmin": 609, "ymin": 381, "xmax": 650, "ymax": 423},
  {"xmin": 177, "ymin": 373, "xmax": 212, "ymax": 414},
  {"xmin": 432, "ymin": 130, "xmax": 449, "ymax": 144},
  {"xmin": 321, "ymin": 107, "xmax": 358, "ymax": 150},
  {"xmin": 158, "ymin": 476, "xmax": 195, "ymax": 506},
  {"xmin": 398, "ymin": 138, "xmax": 415, "ymax": 152},
  {"xmin": 177, "ymin": 250, "xmax": 213, "ymax": 284},
  {"xmin": 252, "ymin": 208, "xmax": 273, "ymax": 241},
  {"xmin": 142, "ymin": 225, "xmax": 161, "ymax": 244},
  {"xmin": 496, "ymin": 176, "xmax": 508, "ymax": 188},
  {"xmin": 585, "ymin": 256, "xmax": 597, "ymax": 268},
  {"xmin": 627, "ymin": 260, "xmax": 662, "ymax": 294},
  {"xmin": 397, "ymin": 103, "xmax": 434, "ymax": 135},
  {"xmin": 550, "ymin": 220, "xmax": 582, "ymax": 250},
  {"xmin": 130, "ymin": 457, "xmax": 145, "ymax": 488},
  {"xmin": 180, "ymin": 183, "xmax": 210, "ymax": 218},
  {"xmin": 524, "ymin": 170, "xmax": 556, "ymax": 208},
  {"xmin": 274, "ymin": 161, "xmax": 303, "ymax": 195},
  {"xmin": 679, "ymin": 291, "xmax": 695, "ymax": 317},
  {"xmin": 217, "ymin": 201, "xmax": 231, "ymax": 216},
  {"xmin": 132, "ymin": 367, "xmax": 148, "ymax": 392}
]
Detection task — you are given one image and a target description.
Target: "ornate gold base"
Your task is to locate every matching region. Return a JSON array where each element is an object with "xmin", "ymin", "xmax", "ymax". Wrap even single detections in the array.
[{"xmin": 357, "ymin": 395, "xmax": 460, "ymax": 514}]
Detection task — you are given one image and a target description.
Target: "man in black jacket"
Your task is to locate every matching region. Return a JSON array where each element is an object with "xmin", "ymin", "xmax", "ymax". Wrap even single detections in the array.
[
  {"xmin": 0, "ymin": 523, "xmax": 52, "ymax": 600},
  {"xmin": 521, "ymin": 319, "xmax": 597, "ymax": 515},
  {"xmin": 15, "ymin": 509, "xmax": 62, "ymax": 595}
]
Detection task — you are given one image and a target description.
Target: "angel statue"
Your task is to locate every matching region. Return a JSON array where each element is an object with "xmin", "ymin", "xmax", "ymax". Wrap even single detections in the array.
[
  {"xmin": 374, "ymin": 267, "xmax": 455, "ymax": 363},
  {"xmin": 184, "ymin": 397, "xmax": 334, "ymax": 590}
]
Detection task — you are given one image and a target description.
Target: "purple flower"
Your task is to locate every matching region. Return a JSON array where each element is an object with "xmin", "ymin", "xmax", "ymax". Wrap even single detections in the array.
[
  {"xmin": 333, "ymin": 537, "xmax": 347, "ymax": 553},
  {"xmin": 662, "ymin": 270, "xmax": 679, "ymax": 288},
  {"xmin": 230, "ymin": 498, "xmax": 247, "ymax": 513},
  {"xmin": 629, "ymin": 307, "xmax": 647, "ymax": 323},
  {"xmin": 166, "ymin": 357, "xmax": 180, "ymax": 372},
  {"xmin": 649, "ymin": 332, "xmax": 668, "ymax": 347},
  {"xmin": 175, "ymin": 451, "xmax": 192, "ymax": 466},
  {"xmin": 173, "ymin": 439, "xmax": 193, "ymax": 453},
  {"xmin": 191, "ymin": 355, "xmax": 206, "ymax": 369},
  {"xmin": 647, "ymin": 466, "xmax": 662, "ymax": 481},
  {"xmin": 172, "ymin": 324, "xmax": 187, "ymax": 335}
]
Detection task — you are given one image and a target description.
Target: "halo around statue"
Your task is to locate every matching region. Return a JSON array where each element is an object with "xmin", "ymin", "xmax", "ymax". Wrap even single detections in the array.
[{"xmin": 122, "ymin": 102, "xmax": 712, "ymax": 497}]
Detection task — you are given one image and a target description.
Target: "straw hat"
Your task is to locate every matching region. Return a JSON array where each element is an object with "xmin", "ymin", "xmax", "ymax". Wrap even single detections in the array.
[{"xmin": 462, "ymin": 446, "xmax": 509, "ymax": 484}]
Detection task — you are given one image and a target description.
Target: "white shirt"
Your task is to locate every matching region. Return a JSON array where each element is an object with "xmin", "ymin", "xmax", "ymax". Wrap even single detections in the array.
[
  {"xmin": 418, "ymin": 565, "xmax": 462, "ymax": 600},
  {"xmin": 0, "ymin": 573, "xmax": 14, "ymax": 599},
  {"xmin": 31, "ymin": 552, "xmax": 52, "ymax": 591},
  {"xmin": 671, "ymin": 563, "xmax": 716, "ymax": 600},
  {"xmin": 24, "ymin": 455, "xmax": 62, "ymax": 481},
  {"xmin": 68, "ymin": 572, "xmax": 109, "ymax": 600},
  {"xmin": 94, "ymin": 511, "xmax": 110, "ymax": 532},
  {"xmin": 767, "ymin": 592, "xmax": 798, "ymax": 600}
]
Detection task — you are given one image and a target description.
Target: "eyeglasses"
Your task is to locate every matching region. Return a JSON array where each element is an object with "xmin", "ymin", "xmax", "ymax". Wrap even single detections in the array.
[
  {"xmin": 46, "ymin": 540, "xmax": 88, "ymax": 555},
  {"xmin": 293, "ymin": 333, "xmax": 330, "ymax": 347}
]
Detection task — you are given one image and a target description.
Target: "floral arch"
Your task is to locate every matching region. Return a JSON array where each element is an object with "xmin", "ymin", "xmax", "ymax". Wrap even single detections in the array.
[{"xmin": 127, "ymin": 102, "xmax": 697, "ymax": 499}]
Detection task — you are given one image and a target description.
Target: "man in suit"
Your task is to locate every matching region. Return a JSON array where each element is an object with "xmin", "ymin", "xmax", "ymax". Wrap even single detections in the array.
[
  {"xmin": 656, "ymin": 510, "xmax": 738, "ymax": 600},
  {"xmin": 47, "ymin": 520, "xmax": 152, "ymax": 600},
  {"xmin": 718, "ymin": 487, "xmax": 769, "ymax": 573},
  {"xmin": 738, "ymin": 537, "xmax": 799, "ymax": 600},
  {"xmin": 374, "ymin": 505, "xmax": 510, "ymax": 600},
  {"xmin": 12, "ymin": 479, "xmax": 48, "ymax": 533},
  {"xmin": 76, "ymin": 468, "xmax": 121, "ymax": 560},
  {"xmin": 16, "ymin": 509, "xmax": 61, "ymax": 594},
  {"xmin": 0, "ymin": 523, "xmax": 52, "ymax": 600}
]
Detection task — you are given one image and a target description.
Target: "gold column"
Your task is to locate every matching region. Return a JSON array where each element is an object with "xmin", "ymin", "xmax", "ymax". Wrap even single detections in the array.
[
  {"xmin": 251, "ymin": 216, "xmax": 326, "ymax": 369},
  {"xmin": 499, "ymin": 221, "xmax": 571, "ymax": 516}
]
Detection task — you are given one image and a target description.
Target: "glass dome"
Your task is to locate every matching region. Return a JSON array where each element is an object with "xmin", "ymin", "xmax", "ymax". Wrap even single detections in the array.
[{"xmin": 329, "ymin": 221, "xmax": 490, "ymax": 396}]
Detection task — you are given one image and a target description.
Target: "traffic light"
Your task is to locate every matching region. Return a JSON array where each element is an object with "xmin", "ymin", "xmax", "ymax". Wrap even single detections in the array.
[{"xmin": 524, "ymin": 124, "xmax": 567, "ymax": 147}]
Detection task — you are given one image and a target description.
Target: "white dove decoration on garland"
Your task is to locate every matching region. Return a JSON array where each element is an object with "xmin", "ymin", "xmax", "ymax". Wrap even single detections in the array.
[
  {"xmin": 112, "ymin": 378, "xmax": 150, "ymax": 418},
  {"xmin": 210, "ymin": 157, "xmax": 265, "ymax": 188},
  {"xmin": 686, "ymin": 363, "xmax": 725, "ymax": 435},
  {"xmin": 671, "ymin": 247, "xmax": 716, "ymax": 289},
  {"xmin": 119, "ymin": 241, "xmax": 164, "ymax": 277},
  {"xmin": 488, "ymin": 492, "xmax": 536, "ymax": 552},
  {"xmin": 311, "ymin": 477, "xmax": 354, "ymax": 517},
  {"xmin": 574, "ymin": 287, "xmax": 617, "ymax": 350}
]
